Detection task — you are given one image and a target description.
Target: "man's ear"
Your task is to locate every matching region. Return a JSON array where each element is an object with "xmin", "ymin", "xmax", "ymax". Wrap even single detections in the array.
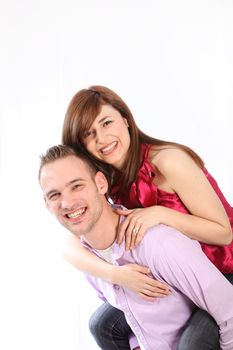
[
  {"xmin": 44, "ymin": 196, "xmax": 52, "ymax": 214},
  {"xmin": 95, "ymin": 171, "xmax": 108, "ymax": 194}
]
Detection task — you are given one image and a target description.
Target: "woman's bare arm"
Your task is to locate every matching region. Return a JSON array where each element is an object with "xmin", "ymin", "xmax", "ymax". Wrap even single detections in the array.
[
  {"xmin": 117, "ymin": 148, "xmax": 232, "ymax": 249},
  {"xmin": 63, "ymin": 233, "xmax": 171, "ymax": 299}
]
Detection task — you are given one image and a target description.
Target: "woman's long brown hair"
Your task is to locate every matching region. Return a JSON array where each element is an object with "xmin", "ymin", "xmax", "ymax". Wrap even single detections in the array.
[{"xmin": 62, "ymin": 85, "xmax": 204, "ymax": 195}]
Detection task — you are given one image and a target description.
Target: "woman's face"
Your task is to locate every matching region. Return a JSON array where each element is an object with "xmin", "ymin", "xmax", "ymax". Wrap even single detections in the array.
[{"xmin": 82, "ymin": 105, "xmax": 130, "ymax": 169}]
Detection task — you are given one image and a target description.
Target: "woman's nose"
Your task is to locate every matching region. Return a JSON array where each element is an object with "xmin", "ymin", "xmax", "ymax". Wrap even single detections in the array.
[{"xmin": 95, "ymin": 129, "xmax": 105, "ymax": 144}]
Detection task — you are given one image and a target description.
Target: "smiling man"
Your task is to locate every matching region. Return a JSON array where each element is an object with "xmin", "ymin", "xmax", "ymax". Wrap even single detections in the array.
[{"xmin": 39, "ymin": 144, "xmax": 233, "ymax": 350}]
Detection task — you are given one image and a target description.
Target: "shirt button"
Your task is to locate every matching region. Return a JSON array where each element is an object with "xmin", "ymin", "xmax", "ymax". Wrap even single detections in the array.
[{"xmin": 113, "ymin": 284, "xmax": 120, "ymax": 290}]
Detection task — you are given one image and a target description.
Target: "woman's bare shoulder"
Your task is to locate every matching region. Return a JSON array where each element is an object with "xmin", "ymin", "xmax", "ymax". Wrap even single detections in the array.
[{"xmin": 149, "ymin": 146, "xmax": 194, "ymax": 173}]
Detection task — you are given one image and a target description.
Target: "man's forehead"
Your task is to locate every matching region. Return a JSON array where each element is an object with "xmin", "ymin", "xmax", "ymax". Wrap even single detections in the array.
[
  {"xmin": 40, "ymin": 156, "xmax": 91, "ymax": 188},
  {"xmin": 47, "ymin": 155, "xmax": 89, "ymax": 173}
]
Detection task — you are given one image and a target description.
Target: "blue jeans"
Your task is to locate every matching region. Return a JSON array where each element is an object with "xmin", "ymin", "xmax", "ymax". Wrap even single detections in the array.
[
  {"xmin": 89, "ymin": 273, "xmax": 233, "ymax": 350},
  {"xmin": 89, "ymin": 302, "xmax": 131, "ymax": 349}
]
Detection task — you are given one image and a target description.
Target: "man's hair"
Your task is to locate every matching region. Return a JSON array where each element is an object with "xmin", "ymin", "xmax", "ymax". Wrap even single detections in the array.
[{"xmin": 38, "ymin": 144, "xmax": 100, "ymax": 181}]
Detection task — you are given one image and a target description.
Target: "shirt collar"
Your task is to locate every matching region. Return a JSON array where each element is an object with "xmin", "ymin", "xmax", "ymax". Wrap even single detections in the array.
[{"xmin": 81, "ymin": 204, "xmax": 127, "ymax": 262}]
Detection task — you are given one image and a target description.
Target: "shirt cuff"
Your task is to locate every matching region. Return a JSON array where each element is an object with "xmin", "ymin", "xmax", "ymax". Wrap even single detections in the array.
[
  {"xmin": 219, "ymin": 317, "xmax": 233, "ymax": 350},
  {"xmin": 129, "ymin": 333, "xmax": 139, "ymax": 349}
]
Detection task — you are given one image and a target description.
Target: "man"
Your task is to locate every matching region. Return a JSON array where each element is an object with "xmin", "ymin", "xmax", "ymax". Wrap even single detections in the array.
[{"xmin": 39, "ymin": 144, "xmax": 233, "ymax": 350}]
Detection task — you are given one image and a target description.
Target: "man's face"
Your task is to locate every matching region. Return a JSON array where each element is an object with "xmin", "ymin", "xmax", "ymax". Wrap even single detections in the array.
[{"xmin": 40, "ymin": 155, "xmax": 107, "ymax": 237}]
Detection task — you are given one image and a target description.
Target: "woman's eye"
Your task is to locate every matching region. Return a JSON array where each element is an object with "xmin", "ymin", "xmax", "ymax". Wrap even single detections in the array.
[
  {"xmin": 103, "ymin": 120, "xmax": 113, "ymax": 127},
  {"xmin": 84, "ymin": 130, "xmax": 94, "ymax": 139}
]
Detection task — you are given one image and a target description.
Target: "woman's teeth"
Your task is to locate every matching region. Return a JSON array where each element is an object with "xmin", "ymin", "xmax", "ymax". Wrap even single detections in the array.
[{"xmin": 101, "ymin": 141, "xmax": 117, "ymax": 154}]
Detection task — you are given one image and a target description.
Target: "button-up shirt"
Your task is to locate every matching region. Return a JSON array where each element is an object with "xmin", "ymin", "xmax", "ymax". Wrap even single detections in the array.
[{"xmin": 83, "ymin": 220, "xmax": 233, "ymax": 350}]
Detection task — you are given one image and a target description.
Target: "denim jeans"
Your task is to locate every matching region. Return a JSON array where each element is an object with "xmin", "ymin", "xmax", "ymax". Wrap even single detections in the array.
[
  {"xmin": 177, "ymin": 273, "xmax": 233, "ymax": 350},
  {"xmin": 89, "ymin": 273, "xmax": 233, "ymax": 350},
  {"xmin": 89, "ymin": 302, "xmax": 132, "ymax": 349}
]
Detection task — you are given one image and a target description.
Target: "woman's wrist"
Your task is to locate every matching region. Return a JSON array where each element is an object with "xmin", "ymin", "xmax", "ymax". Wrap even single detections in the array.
[{"xmin": 108, "ymin": 265, "xmax": 121, "ymax": 284}]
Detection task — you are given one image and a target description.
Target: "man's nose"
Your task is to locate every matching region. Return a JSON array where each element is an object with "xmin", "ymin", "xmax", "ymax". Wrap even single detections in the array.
[{"xmin": 60, "ymin": 195, "xmax": 76, "ymax": 210}]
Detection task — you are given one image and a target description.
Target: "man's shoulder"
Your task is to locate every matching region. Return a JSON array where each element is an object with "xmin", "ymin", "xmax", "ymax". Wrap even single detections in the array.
[
  {"xmin": 144, "ymin": 224, "xmax": 182, "ymax": 241},
  {"xmin": 142, "ymin": 224, "xmax": 200, "ymax": 254}
]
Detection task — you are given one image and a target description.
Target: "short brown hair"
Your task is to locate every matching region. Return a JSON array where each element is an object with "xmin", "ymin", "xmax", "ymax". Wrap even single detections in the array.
[{"xmin": 38, "ymin": 144, "xmax": 101, "ymax": 181}]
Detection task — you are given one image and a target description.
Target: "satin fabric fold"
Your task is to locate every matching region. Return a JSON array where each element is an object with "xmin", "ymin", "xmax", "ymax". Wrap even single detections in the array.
[{"xmin": 111, "ymin": 143, "xmax": 233, "ymax": 273}]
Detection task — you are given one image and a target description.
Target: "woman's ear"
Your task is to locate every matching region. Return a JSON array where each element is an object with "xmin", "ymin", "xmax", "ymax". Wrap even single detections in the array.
[
  {"xmin": 94, "ymin": 171, "xmax": 108, "ymax": 194},
  {"xmin": 123, "ymin": 118, "xmax": 129, "ymax": 127}
]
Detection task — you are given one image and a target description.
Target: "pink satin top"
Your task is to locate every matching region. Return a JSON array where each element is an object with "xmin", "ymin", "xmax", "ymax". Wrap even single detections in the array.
[{"xmin": 111, "ymin": 144, "xmax": 233, "ymax": 273}]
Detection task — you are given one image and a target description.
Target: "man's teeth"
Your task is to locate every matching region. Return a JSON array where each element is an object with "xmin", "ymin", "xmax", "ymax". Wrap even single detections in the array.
[
  {"xmin": 67, "ymin": 208, "xmax": 85, "ymax": 218},
  {"xmin": 101, "ymin": 142, "xmax": 117, "ymax": 154}
]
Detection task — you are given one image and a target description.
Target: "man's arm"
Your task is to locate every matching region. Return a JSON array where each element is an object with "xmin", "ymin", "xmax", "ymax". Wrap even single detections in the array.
[{"xmin": 153, "ymin": 228, "xmax": 233, "ymax": 350}]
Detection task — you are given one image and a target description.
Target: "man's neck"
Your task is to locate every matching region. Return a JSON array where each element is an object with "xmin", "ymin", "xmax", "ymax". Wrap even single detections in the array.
[{"xmin": 82, "ymin": 206, "xmax": 120, "ymax": 250}]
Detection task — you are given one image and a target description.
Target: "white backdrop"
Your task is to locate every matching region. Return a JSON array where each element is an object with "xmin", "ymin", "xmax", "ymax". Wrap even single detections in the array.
[{"xmin": 0, "ymin": 1, "xmax": 233, "ymax": 349}]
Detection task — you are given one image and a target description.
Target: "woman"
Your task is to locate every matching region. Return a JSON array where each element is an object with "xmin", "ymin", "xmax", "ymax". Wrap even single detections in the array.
[{"xmin": 62, "ymin": 85, "xmax": 233, "ymax": 350}]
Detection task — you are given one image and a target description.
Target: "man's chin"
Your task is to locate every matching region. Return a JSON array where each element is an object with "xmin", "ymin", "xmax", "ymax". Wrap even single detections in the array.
[
  {"xmin": 68, "ymin": 227, "xmax": 82, "ymax": 237},
  {"xmin": 60, "ymin": 222, "xmax": 81, "ymax": 236}
]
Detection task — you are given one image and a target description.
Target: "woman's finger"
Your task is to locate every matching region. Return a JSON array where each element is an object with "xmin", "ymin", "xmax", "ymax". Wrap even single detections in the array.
[
  {"xmin": 146, "ymin": 280, "xmax": 171, "ymax": 291},
  {"xmin": 125, "ymin": 221, "xmax": 140, "ymax": 250},
  {"xmin": 117, "ymin": 218, "xmax": 131, "ymax": 244},
  {"xmin": 114, "ymin": 208, "xmax": 133, "ymax": 217},
  {"xmin": 138, "ymin": 292, "xmax": 156, "ymax": 302},
  {"xmin": 143, "ymin": 287, "xmax": 171, "ymax": 297},
  {"xmin": 129, "ymin": 225, "xmax": 141, "ymax": 249}
]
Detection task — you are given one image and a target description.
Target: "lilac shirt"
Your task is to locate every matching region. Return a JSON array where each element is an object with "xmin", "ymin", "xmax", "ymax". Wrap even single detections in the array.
[{"xmin": 83, "ymin": 221, "xmax": 233, "ymax": 350}]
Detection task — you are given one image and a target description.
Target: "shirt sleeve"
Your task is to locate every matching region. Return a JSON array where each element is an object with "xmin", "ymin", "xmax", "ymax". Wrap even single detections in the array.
[
  {"xmin": 84, "ymin": 274, "xmax": 107, "ymax": 302},
  {"xmin": 154, "ymin": 230, "xmax": 233, "ymax": 349},
  {"xmin": 129, "ymin": 333, "xmax": 139, "ymax": 350}
]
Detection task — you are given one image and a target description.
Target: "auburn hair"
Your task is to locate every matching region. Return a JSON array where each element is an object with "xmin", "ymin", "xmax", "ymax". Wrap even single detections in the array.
[{"xmin": 62, "ymin": 85, "xmax": 204, "ymax": 195}]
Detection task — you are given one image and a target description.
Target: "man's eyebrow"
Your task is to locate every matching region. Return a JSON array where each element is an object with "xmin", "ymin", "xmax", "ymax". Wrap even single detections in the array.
[
  {"xmin": 44, "ymin": 178, "xmax": 85, "ymax": 197},
  {"xmin": 44, "ymin": 189, "xmax": 58, "ymax": 198},
  {"xmin": 68, "ymin": 178, "xmax": 85, "ymax": 185}
]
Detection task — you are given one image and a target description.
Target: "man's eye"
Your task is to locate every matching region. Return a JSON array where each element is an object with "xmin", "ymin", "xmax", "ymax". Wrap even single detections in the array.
[
  {"xmin": 72, "ymin": 184, "xmax": 83, "ymax": 191},
  {"xmin": 49, "ymin": 193, "xmax": 59, "ymax": 200}
]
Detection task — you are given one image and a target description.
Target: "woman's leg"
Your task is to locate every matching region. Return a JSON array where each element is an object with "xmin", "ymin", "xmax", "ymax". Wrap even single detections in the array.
[
  {"xmin": 177, "ymin": 273, "xmax": 233, "ymax": 350},
  {"xmin": 89, "ymin": 302, "xmax": 132, "ymax": 350}
]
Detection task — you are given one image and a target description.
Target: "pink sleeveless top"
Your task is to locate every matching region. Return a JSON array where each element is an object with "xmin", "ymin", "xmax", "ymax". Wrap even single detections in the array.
[{"xmin": 111, "ymin": 144, "xmax": 233, "ymax": 273}]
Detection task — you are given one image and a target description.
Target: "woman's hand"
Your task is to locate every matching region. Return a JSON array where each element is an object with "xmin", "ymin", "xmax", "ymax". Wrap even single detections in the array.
[
  {"xmin": 113, "ymin": 264, "xmax": 171, "ymax": 301},
  {"xmin": 115, "ymin": 206, "xmax": 161, "ymax": 250}
]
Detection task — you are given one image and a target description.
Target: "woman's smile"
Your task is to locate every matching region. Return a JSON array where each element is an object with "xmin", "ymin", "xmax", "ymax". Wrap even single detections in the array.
[
  {"xmin": 84, "ymin": 105, "xmax": 130, "ymax": 169},
  {"xmin": 99, "ymin": 141, "xmax": 118, "ymax": 155}
]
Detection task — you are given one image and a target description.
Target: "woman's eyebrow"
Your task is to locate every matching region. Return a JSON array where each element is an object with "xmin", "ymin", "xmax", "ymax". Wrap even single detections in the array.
[{"xmin": 98, "ymin": 116, "xmax": 110, "ymax": 124}]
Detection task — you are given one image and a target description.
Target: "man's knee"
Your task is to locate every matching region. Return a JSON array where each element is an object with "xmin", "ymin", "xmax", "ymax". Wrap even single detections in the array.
[
  {"xmin": 177, "ymin": 309, "xmax": 220, "ymax": 350},
  {"xmin": 89, "ymin": 307, "xmax": 105, "ymax": 338}
]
